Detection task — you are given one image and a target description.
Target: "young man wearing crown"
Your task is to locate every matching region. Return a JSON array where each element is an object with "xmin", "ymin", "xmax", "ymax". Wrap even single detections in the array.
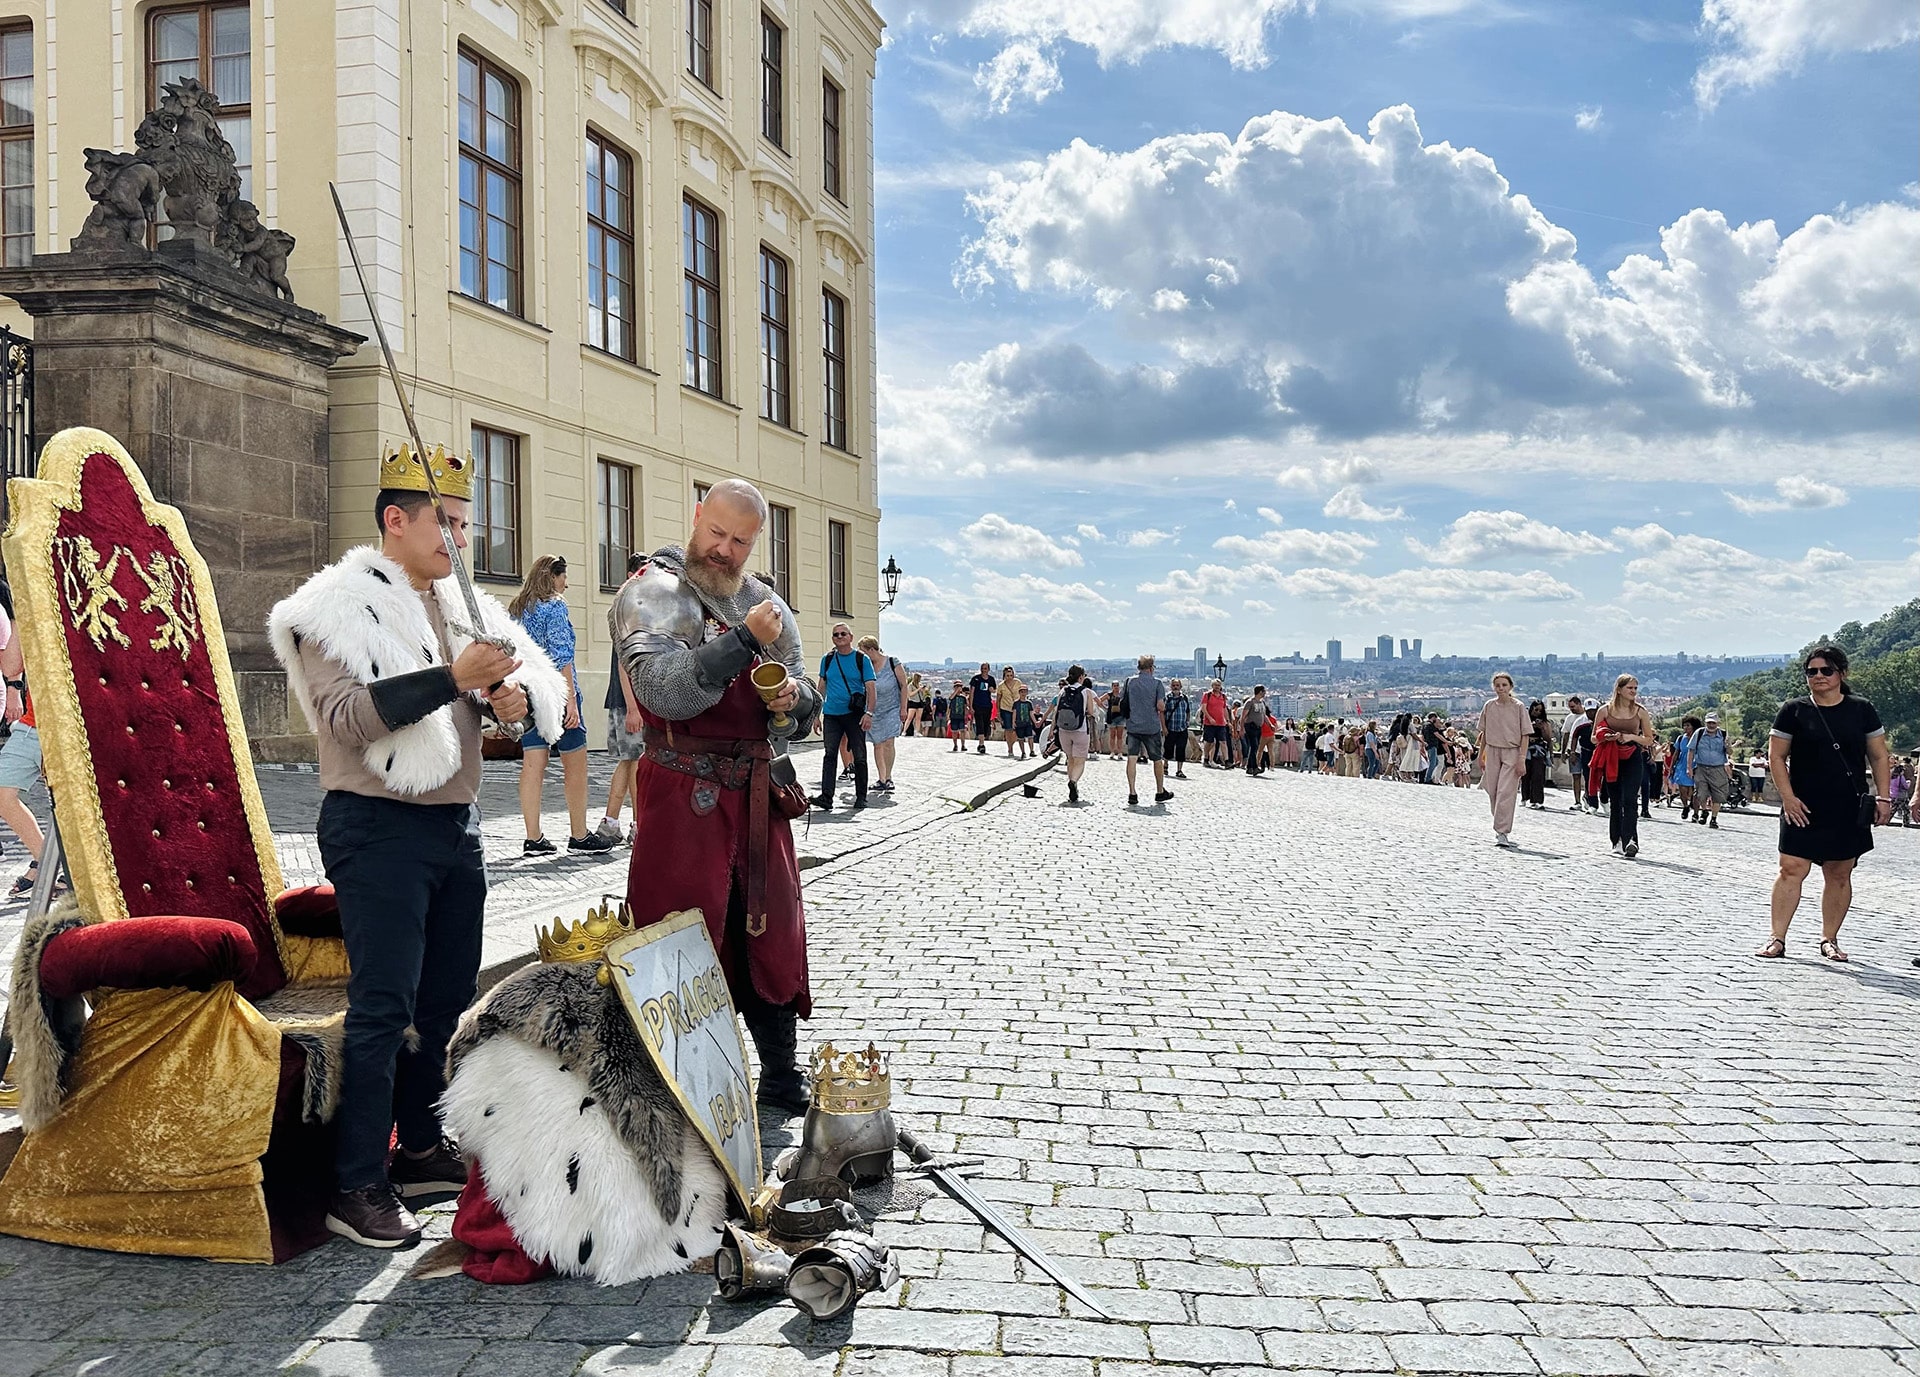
[
  {"xmin": 611, "ymin": 478, "xmax": 821, "ymax": 1113},
  {"xmin": 268, "ymin": 445, "xmax": 569, "ymax": 1249}
]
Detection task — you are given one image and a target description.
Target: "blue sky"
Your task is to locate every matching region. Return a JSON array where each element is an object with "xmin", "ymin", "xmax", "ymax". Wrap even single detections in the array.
[{"xmin": 867, "ymin": 0, "xmax": 1919, "ymax": 662}]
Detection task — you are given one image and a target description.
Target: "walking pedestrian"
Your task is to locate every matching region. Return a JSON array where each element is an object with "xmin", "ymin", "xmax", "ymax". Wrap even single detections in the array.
[
  {"xmin": 1103, "ymin": 680, "xmax": 1127, "ymax": 759},
  {"xmin": 1568, "ymin": 700, "xmax": 1595, "ymax": 812},
  {"xmin": 0, "ymin": 610, "xmax": 47, "ymax": 898},
  {"xmin": 510, "ymin": 556, "xmax": 616, "ymax": 854},
  {"xmin": 1014, "ymin": 685, "xmax": 1038, "ymax": 759},
  {"xmin": 814, "ymin": 623, "xmax": 875, "ymax": 810},
  {"xmin": 1757, "ymin": 646, "xmax": 1891, "ymax": 961},
  {"xmin": 946, "ymin": 681, "xmax": 969, "ymax": 750},
  {"xmin": 594, "ymin": 554, "xmax": 648, "ymax": 844},
  {"xmin": 1643, "ymin": 733, "xmax": 1665, "ymax": 819},
  {"xmin": 901, "ymin": 671, "xmax": 927, "ymax": 738},
  {"xmin": 1120, "ymin": 654, "xmax": 1172, "ymax": 806},
  {"xmin": 967, "ymin": 663, "xmax": 996, "ymax": 755},
  {"xmin": 1241, "ymin": 686, "xmax": 1273, "ymax": 777},
  {"xmin": 1478, "ymin": 673, "xmax": 1527, "ymax": 848},
  {"xmin": 1522, "ymin": 699, "xmax": 1552, "ymax": 809},
  {"xmin": 1689, "ymin": 713, "xmax": 1733, "ymax": 828},
  {"xmin": 1164, "ymin": 677, "xmax": 1193, "ymax": 779},
  {"xmin": 1200, "ymin": 680, "xmax": 1230, "ymax": 767},
  {"xmin": 858, "ymin": 634, "xmax": 906, "ymax": 793},
  {"xmin": 1596, "ymin": 674, "xmax": 1656, "ymax": 858},
  {"xmin": 996, "ymin": 666, "xmax": 1022, "ymax": 758},
  {"xmin": 1670, "ymin": 716, "xmax": 1698, "ymax": 819},
  {"xmin": 1054, "ymin": 665, "xmax": 1094, "ymax": 803}
]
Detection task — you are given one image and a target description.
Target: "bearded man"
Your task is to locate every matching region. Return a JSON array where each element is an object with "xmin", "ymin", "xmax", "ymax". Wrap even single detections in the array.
[{"xmin": 612, "ymin": 480, "xmax": 820, "ymax": 1112}]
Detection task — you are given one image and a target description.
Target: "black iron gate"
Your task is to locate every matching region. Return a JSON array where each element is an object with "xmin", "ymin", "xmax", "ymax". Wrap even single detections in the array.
[{"xmin": 0, "ymin": 324, "xmax": 33, "ymax": 524}]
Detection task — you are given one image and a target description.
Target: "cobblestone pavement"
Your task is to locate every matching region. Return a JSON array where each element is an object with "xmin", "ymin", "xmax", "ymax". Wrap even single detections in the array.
[{"xmin": 1, "ymin": 748, "xmax": 1918, "ymax": 1376}]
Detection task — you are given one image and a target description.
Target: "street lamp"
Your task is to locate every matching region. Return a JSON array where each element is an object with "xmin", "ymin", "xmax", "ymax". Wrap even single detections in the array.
[
  {"xmin": 880, "ymin": 555, "xmax": 902, "ymax": 610},
  {"xmin": 1212, "ymin": 654, "xmax": 1226, "ymax": 682}
]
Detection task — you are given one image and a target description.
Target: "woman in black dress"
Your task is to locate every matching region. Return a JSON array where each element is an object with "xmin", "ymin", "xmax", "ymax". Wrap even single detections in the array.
[{"xmin": 1757, "ymin": 645, "xmax": 1893, "ymax": 962}]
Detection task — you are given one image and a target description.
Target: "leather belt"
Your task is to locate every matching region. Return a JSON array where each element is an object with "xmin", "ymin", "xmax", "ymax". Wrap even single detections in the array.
[{"xmin": 643, "ymin": 727, "xmax": 776, "ymax": 934}]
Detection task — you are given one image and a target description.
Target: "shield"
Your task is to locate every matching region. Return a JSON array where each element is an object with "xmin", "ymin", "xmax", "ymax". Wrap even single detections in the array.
[{"xmin": 602, "ymin": 910, "xmax": 763, "ymax": 1214}]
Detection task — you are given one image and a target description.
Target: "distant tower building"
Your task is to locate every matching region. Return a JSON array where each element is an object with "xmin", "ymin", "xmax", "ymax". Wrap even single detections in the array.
[
  {"xmin": 1364, "ymin": 646, "xmax": 1377, "ymax": 661},
  {"xmin": 1400, "ymin": 638, "xmax": 1412, "ymax": 659},
  {"xmin": 1327, "ymin": 639, "xmax": 1342, "ymax": 671},
  {"xmin": 1410, "ymin": 639, "xmax": 1422, "ymax": 663},
  {"xmin": 1194, "ymin": 647, "xmax": 1207, "ymax": 681},
  {"xmin": 1376, "ymin": 634, "xmax": 1394, "ymax": 661}
]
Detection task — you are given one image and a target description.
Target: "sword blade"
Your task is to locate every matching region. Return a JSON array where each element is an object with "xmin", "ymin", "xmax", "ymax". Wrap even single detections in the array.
[{"xmin": 914, "ymin": 1157, "xmax": 1113, "ymax": 1320}]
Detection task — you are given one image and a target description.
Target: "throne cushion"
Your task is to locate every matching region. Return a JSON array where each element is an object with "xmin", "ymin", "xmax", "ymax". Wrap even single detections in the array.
[{"xmin": 38, "ymin": 916, "xmax": 259, "ymax": 1001}]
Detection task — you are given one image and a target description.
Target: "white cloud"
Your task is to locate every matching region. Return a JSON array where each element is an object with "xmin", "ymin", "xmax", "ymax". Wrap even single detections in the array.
[
  {"xmin": 1076, "ymin": 524, "xmax": 1106, "ymax": 542},
  {"xmin": 950, "ymin": 105, "xmax": 1917, "ymax": 454},
  {"xmin": 1256, "ymin": 506, "xmax": 1285, "ymax": 524},
  {"xmin": 1322, "ymin": 485, "xmax": 1406, "ymax": 522},
  {"xmin": 1410, "ymin": 510, "xmax": 1619, "ymax": 564},
  {"xmin": 1212, "ymin": 528, "xmax": 1379, "ymax": 564},
  {"xmin": 1156, "ymin": 596, "xmax": 1231, "ymax": 622},
  {"xmin": 1574, "ymin": 105, "xmax": 1604, "ymax": 131},
  {"xmin": 974, "ymin": 40, "xmax": 1061, "ymax": 111},
  {"xmin": 1243, "ymin": 598, "xmax": 1276, "ymax": 613},
  {"xmin": 1694, "ymin": 0, "xmax": 1920, "ymax": 107},
  {"xmin": 1610, "ymin": 523, "xmax": 1899, "ymax": 618},
  {"xmin": 897, "ymin": 0, "xmax": 1306, "ymax": 72},
  {"xmin": 952, "ymin": 513, "xmax": 1085, "ymax": 568},
  {"xmin": 887, "ymin": 565, "xmax": 1126, "ymax": 627},
  {"xmin": 1124, "ymin": 528, "xmax": 1177, "ymax": 547},
  {"xmin": 1143, "ymin": 560, "xmax": 1580, "ymax": 609},
  {"xmin": 1724, "ymin": 475, "xmax": 1851, "ymax": 514},
  {"xmin": 1275, "ymin": 456, "xmax": 1383, "ymax": 490}
]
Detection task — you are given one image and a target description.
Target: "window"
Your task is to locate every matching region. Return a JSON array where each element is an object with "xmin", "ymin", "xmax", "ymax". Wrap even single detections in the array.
[
  {"xmin": 828, "ymin": 520, "xmax": 850, "ymax": 617},
  {"xmin": 769, "ymin": 504, "xmax": 793, "ymax": 607},
  {"xmin": 758, "ymin": 247, "xmax": 791, "ymax": 427},
  {"xmin": 694, "ymin": 481, "xmax": 712, "ymax": 505},
  {"xmin": 760, "ymin": 14, "xmax": 784, "ymax": 149},
  {"xmin": 586, "ymin": 132, "xmax": 636, "ymax": 362},
  {"xmin": 688, "ymin": 0, "xmax": 713, "ymax": 89},
  {"xmin": 0, "ymin": 26, "xmax": 31, "ymax": 268},
  {"xmin": 821, "ymin": 78, "xmax": 843, "ymax": 202},
  {"xmin": 148, "ymin": 4, "xmax": 250, "ymax": 209},
  {"xmin": 457, "ymin": 48, "xmax": 522, "ymax": 315},
  {"xmin": 469, "ymin": 424, "xmax": 521, "ymax": 579},
  {"xmin": 682, "ymin": 196, "xmax": 722, "ymax": 396},
  {"xmin": 597, "ymin": 460, "xmax": 635, "ymax": 591},
  {"xmin": 822, "ymin": 288, "xmax": 848, "ymax": 450}
]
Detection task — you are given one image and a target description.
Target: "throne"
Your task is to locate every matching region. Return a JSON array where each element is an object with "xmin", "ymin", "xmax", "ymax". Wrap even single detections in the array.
[{"xmin": 0, "ymin": 428, "xmax": 348, "ymax": 1262}]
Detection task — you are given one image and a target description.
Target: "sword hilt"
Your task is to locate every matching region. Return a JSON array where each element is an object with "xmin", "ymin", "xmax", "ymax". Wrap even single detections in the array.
[{"xmin": 896, "ymin": 1126, "xmax": 938, "ymax": 1167}]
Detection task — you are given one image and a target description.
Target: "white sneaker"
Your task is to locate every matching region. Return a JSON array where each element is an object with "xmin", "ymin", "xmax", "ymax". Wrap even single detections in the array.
[
  {"xmin": 594, "ymin": 817, "xmax": 623, "ymax": 842},
  {"xmin": 1495, "ymin": 834, "xmax": 1518, "ymax": 849}
]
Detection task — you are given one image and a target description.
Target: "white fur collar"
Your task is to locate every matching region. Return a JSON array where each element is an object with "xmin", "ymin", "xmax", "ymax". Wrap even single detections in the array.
[{"xmin": 269, "ymin": 547, "xmax": 567, "ymax": 795}]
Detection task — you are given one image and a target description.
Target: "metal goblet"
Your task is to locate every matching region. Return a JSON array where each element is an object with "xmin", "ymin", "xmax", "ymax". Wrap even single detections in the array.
[{"xmin": 751, "ymin": 661, "xmax": 793, "ymax": 732}]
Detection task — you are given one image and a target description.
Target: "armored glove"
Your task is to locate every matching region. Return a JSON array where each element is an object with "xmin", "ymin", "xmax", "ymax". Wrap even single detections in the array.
[
  {"xmin": 714, "ymin": 1223, "xmax": 792, "ymax": 1300},
  {"xmin": 784, "ymin": 1229, "xmax": 900, "ymax": 1321}
]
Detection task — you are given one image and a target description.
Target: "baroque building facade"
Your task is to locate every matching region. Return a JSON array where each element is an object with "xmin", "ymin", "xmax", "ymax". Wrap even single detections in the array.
[{"xmin": 0, "ymin": 0, "xmax": 883, "ymax": 742}]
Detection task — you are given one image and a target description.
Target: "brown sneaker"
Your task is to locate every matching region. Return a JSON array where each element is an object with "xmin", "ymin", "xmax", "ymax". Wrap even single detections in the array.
[
  {"xmin": 326, "ymin": 1182, "xmax": 422, "ymax": 1249},
  {"xmin": 388, "ymin": 1139, "xmax": 470, "ymax": 1199}
]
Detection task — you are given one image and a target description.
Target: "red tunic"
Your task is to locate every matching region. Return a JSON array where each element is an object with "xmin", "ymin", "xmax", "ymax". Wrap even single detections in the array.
[{"xmin": 626, "ymin": 668, "xmax": 810, "ymax": 1016}]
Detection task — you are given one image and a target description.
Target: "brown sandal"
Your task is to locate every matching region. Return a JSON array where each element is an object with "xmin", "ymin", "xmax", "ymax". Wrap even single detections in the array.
[
  {"xmin": 1818, "ymin": 939, "xmax": 1849, "ymax": 963},
  {"xmin": 1755, "ymin": 938, "xmax": 1785, "ymax": 959}
]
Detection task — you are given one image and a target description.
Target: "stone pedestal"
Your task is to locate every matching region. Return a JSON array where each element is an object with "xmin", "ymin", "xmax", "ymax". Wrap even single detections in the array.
[{"xmin": 0, "ymin": 248, "xmax": 362, "ymax": 761}]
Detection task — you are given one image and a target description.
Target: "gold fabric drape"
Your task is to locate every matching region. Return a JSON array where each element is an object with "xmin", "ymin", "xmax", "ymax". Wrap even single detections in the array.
[{"xmin": 0, "ymin": 984, "xmax": 281, "ymax": 1262}]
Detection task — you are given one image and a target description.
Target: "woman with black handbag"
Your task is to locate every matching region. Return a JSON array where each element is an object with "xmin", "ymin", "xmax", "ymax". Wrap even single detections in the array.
[{"xmin": 1757, "ymin": 645, "xmax": 1892, "ymax": 962}]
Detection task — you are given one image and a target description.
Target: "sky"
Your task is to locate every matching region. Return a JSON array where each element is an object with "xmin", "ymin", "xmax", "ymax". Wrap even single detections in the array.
[{"xmin": 864, "ymin": 0, "xmax": 1920, "ymax": 663}]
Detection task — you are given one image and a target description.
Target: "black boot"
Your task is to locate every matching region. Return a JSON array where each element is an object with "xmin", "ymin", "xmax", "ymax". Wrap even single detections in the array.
[{"xmin": 744, "ymin": 1008, "xmax": 811, "ymax": 1115}]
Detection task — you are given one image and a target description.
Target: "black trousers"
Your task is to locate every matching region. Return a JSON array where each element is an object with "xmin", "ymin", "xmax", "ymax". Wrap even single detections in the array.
[
  {"xmin": 1609, "ymin": 752, "xmax": 1645, "ymax": 848},
  {"xmin": 1167, "ymin": 731, "xmax": 1189, "ymax": 766},
  {"xmin": 1244, "ymin": 725, "xmax": 1264, "ymax": 774},
  {"xmin": 318, "ymin": 791, "xmax": 486, "ymax": 1192},
  {"xmin": 1522, "ymin": 753, "xmax": 1548, "ymax": 806},
  {"xmin": 820, "ymin": 712, "xmax": 868, "ymax": 802}
]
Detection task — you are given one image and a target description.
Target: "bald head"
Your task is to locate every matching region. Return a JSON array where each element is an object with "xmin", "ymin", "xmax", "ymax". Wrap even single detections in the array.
[{"xmin": 686, "ymin": 479, "xmax": 769, "ymax": 600}]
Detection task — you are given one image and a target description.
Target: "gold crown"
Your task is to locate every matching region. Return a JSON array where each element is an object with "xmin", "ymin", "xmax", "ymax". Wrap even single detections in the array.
[
  {"xmin": 536, "ymin": 897, "xmax": 636, "ymax": 965},
  {"xmin": 810, "ymin": 1042, "xmax": 891, "ymax": 1113},
  {"xmin": 379, "ymin": 443, "xmax": 473, "ymax": 500}
]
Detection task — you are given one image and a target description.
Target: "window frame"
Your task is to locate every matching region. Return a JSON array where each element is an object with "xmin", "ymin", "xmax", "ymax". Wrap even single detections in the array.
[
  {"xmin": 821, "ymin": 77, "xmax": 843, "ymax": 203},
  {"xmin": 760, "ymin": 12, "xmax": 785, "ymax": 150},
  {"xmin": 828, "ymin": 519, "xmax": 850, "ymax": 618},
  {"xmin": 469, "ymin": 423, "xmax": 523, "ymax": 581},
  {"xmin": 0, "ymin": 22, "xmax": 33, "ymax": 269},
  {"xmin": 596, "ymin": 458, "xmax": 636, "ymax": 592},
  {"xmin": 146, "ymin": 3, "xmax": 251, "ymax": 217},
  {"xmin": 768, "ymin": 504, "xmax": 794, "ymax": 608},
  {"xmin": 585, "ymin": 128, "xmax": 638, "ymax": 363},
  {"xmin": 457, "ymin": 45, "xmax": 524, "ymax": 317},
  {"xmin": 822, "ymin": 287, "xmax": 848, "ymax": 451},
  {"xmin": 688, "ymin": 0, "xmax": 714, "ymax": 89},
  {"xmin": 682, "ymin": 195, "xmax": 723, "ymax": 398},
  {"xmin": 758, "ymin": 245, "xmax": 792, "ymax": 428}
]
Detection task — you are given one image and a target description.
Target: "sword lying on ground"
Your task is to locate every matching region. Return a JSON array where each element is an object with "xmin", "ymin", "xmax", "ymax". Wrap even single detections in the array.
[
  {"xmin": 897, "ymin": 1125, "xmax": 1114, "ymax": 1321},
  {"xmin": 327, "ymin": 182, "xmax": 526, "ymax": 738}
]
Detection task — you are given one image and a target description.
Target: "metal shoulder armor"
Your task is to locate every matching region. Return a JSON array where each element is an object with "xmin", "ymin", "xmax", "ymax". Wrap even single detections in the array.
[{"xmin": 611, "ymin": 564, "xmax": 706, "ymax": 656}]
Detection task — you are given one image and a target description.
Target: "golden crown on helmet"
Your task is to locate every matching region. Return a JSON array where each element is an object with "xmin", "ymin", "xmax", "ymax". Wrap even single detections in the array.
[
  {"xmin": 536, "ymin": 897, "xmax": 636, "ymax": 965},
  {"xmin": 379, "ymin": 443, "xmax": 473, "ymax": 501},
  {"xmin": 810, "ymin": 1042, "xmax": 892, "ymax": 1113}
]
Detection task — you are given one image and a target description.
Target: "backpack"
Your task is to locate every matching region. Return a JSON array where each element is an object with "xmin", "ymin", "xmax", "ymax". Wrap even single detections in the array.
[{"xmin": 1056, "ymin": 683, "xmax": 1087, "ymax": 733}]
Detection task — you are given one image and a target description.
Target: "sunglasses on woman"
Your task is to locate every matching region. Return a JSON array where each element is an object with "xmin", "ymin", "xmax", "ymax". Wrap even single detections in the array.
[{"xmin": 1805, "ymin": 665, "xmax": 1837, "ymax": 677}]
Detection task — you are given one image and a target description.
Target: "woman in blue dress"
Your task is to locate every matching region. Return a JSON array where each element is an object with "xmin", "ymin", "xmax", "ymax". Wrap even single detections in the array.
[
  {"xmin": 1669, "ymin": 714, "xmax": 1699, "ymax": 820},
  {"xmin": 509, "ymin": 556, "xmax": 616, "ymax": 854},
  {"xmin": 859, "ymin": 634, "xmax": 908, "ymax": 793}
]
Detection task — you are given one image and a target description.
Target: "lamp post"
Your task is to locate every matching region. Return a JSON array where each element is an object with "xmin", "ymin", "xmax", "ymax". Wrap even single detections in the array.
[
  {"xmin": 880, "ymin": 555, "xmax": 902, "ymax": 610},
  {"xmin": 1212, "ymin": 654, "xmax": 1227, "ymax": 683}
]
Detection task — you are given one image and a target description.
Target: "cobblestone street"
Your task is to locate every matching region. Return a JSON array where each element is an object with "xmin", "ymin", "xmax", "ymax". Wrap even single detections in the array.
[{"xmin": 2, "ymin": 738, "xmax": 1918, "ymax": 1376}]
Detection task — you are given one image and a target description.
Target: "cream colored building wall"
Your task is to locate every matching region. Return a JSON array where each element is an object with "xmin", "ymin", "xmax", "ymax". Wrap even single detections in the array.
[{"xmin": 0, "ymin": 0, "xmax": 884, "ymax": 745}]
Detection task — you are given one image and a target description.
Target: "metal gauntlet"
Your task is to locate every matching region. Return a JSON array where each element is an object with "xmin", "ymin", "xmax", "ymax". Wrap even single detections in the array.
[{"xmin": 692, "ymin": 623, "xmax": 763, "ymax": 689}]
